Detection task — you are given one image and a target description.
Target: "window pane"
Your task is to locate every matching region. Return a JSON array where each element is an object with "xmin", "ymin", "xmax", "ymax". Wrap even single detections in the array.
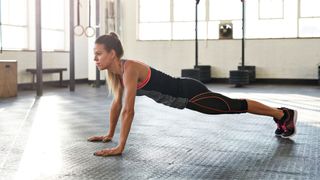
[
  {"xmin": 208, "ymin": 21, "xmax": 219, "ymax": 39},
  {"xmin": 246, "ymin": 0, "xmax": 297, "ymax": 38},
  {"xmin": 247, "ymin": 20, "xmax": 297, "ymax": 38},
  {"xmin": 209, "ymin": 0, "xmax": 242, "ymax": 20},
  {"xmin": 42, "ymin": 0, "xmax": 65, "ymax": 29},
  {"xmin": 1, "ymin": 0, "xmax": 27, "ymax": 25},
  {"xmin": 300, "ymin": 0, "xmax": 320, "ymax": 17},
  {"xmin": 139, "ymin": 0, "xmax": 170, "ymax": 22},
  {"xmin": 299, "ymin": 18, "xmax": 320, "ymax": 37},
  {"xmin": 42, "ymin": 30, "xmax": 65, "ymax": 50},
  {"xmin": 172, "ymin": 22, "xmax": 207, "ymax": 39},
  {"xmin": 259, "ymin": 0, "xmax": 284, "ymax": 19},
  {"xmin": 174, "ymin": 0, "xmax": 206, "ymax": 21},
  {"xmin": 139, "ymin": 23, "xmax": 171, "ymax": 40},
  {"xmin": 2, "ymin": 25, "xmax": 28, "ymax": 49}
]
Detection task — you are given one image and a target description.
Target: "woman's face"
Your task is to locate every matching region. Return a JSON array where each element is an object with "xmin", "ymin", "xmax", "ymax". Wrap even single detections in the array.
[{"xmin": 94, "ymin": 43, "xmax": 115, "ymax": 70}]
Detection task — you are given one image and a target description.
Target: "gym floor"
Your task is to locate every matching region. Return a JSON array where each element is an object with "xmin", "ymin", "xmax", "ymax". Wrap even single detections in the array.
[{"xmin": 0, "ymin": 84, "xmax": 319, "ymax": 180}]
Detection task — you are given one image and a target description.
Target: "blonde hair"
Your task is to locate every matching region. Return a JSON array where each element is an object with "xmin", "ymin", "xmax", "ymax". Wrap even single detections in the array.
[
  {"xmin": 106, "ymin": 71, "xmax": 121, "ymax": 98},
  {"xmin": 95, "ymin": 32, "xmax": 124, "ymax": 98}
]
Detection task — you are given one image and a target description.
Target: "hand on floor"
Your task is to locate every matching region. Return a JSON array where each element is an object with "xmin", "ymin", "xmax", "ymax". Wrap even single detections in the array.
[
  {"xmin": 87, "ymin": 135, "xmax": 112, "ymax": 142},
  {"xmin": 94, "ymin": 147, "xmax": 123, "ymax": 157}
]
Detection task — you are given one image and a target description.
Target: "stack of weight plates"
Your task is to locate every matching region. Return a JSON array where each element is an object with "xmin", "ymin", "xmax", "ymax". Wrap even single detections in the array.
[
  {"xmin": 238, "ymin": 65, "xmax": 256, "ymax": 82},
  {"xmin": 229, "ymin": 70, "xmax": 249, "ymax": 87},
  {"xmin": 181, "ymin": 68, "xmax": 200, "ymax": 80},
  {"xmin": 194, "ymin": 65, "xmax": 211, "ymax": 83}
]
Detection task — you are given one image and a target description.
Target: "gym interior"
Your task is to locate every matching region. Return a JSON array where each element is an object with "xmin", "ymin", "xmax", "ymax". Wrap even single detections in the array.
[{"xmin": 1, "ymin": 0, "xmax": 320, "ymax": 179}]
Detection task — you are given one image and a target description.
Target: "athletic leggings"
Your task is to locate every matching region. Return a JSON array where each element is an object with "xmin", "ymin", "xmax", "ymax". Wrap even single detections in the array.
[{"xmin": 180, "ymin": 78, "xmax": 248, "ymax": 114}]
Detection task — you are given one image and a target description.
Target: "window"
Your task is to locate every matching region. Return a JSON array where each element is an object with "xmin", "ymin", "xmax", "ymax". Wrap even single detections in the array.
[
  {"xmin": 138, "ymin": 0, "xmax": 207, "ymax": 40},
  {"xmin": 138, "ymin": 0, "xmax": 171, "ymax": 40},
  {"xmin": 0, "ymin": 0, "xmax": 69, "ymax": 51},
  {"xmin": 299, "ymin": 0, "xmax": 320, "ymax": 37},
  {"xmin": 300, "ymin": 0, "xmax": 320, "ymax": 17},
  {"xmin": 259, "ymin": 0, "xmax": 284, "ymax": 19},
  {"xmin": 41, "ymin": 0, "xmax": 68, "ymax": 51},
  {"xmin": 137, "ymin": 0, "xmax": 320, "ymax": 40},
  {"xmin": 173, "ymin": 0, "xmax": 206, "ymax": 40},
  {"xmin": 246, "ymin": 0, "xmax": 297, "ymax": 38},
  {"xmin": 1, "ymin": 0, "xmax": 28, "ymax": 50},
  {"xmin": 208, "ymin": 0, "xmax": 242, "ymax": 39}
]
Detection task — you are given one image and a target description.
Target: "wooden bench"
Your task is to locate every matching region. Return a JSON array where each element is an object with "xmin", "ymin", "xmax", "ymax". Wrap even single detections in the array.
[{"xmin": 26, "ymin": 68, "xmax": 67, "ymax": 88}]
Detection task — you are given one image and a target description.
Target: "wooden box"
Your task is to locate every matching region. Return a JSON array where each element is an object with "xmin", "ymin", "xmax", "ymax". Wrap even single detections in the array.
[{"xmin": 0, "ymin": 60, "xmax": 18, "ymax": 98}]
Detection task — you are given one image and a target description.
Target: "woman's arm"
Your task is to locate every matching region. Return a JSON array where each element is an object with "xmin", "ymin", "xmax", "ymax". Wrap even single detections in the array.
[
  {"xmin": 118, "ymin": 67, "xmax": 138, "ymax": 151},
  {"xmin": 106, "ymin": 88, "xmax": 123, "ymax": 140},
  {"xmin": 94, "ymin": 62, "xmax": 138, "ymax": 156}
]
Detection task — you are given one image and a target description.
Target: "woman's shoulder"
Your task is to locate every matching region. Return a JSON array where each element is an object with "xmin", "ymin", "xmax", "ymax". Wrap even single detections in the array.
[{"xmin": 123, "ymin": 59, "xmax": 150, "ymax": 68}]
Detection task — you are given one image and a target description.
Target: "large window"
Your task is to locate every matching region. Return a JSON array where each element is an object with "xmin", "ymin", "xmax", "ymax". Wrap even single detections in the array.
[
  {"xmin": 1, "ymin": 0, "xmax": 28, "ymax": 49},
  {"xmin": 0, "ymin": 0, "xmax": 69, "ymax": 51},
  {"xmin": 138, "ymin": 0, "xmax": 320, "ymax": 40}
]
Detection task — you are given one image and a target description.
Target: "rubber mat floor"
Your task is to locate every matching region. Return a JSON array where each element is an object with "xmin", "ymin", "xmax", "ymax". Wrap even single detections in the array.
[{"xmin": 0, "ymin": 84, "xmax": 319, "ymax": 180}]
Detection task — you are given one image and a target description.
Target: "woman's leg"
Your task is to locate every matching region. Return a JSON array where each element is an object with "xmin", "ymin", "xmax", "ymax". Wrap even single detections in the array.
[
  {"xmin": 182, "ymin": 78, "xmax": 297, "ymax": 138},
  {"xmin": 186, "ymin": 91, "xmax": 284, "ymax": 119},
  {"xmin": 181, "ymin": 78, "xmax": 283, "ymax": 118},
  {"xmin": 246, "ymin": 99, "xmax": 284, "ymax": 119}
]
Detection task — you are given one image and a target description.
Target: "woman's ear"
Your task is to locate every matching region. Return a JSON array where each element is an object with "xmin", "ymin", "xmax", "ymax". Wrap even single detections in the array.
[{"xmin": 111, "ymin": 49, "xmax": 117, "ymax": 59}]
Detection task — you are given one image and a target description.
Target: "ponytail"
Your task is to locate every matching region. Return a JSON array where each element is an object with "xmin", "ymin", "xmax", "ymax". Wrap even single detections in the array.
[{"xmin": 95, "ymin": 32, "xmax": 124, "ymax": 98}]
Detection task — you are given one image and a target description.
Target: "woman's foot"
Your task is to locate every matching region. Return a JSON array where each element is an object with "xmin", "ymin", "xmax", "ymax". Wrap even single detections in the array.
[
  {"xmin": 274, "ymin": 108, "xmax": 285, "ymax": 136},
  {"xmin": 274, "ymin": 107, "xmax": 297, "ymax": 138}
]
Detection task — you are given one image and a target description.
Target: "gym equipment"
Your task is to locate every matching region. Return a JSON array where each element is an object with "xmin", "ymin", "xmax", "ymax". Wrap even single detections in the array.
[
  {"xmin": 95, "ymin": 0, "xmax": 101, "ymax": 87},
  {"xmin": 219, "ymin": 22, "xmax": 233, "ymax": 39},
  {"xmin": 73, "ymin": 0, "xmax": 95, "ymax": 37},
  {"xmin": 35, "ymin": 0, "xmax": 43, "ymax": 96},
  {"xmin": 195, "ymin": 65, "xmax": 211, "ymax": 82},
  {"xmin": 229, "ymin": 70, "xmax": 249, "ymax": 87},
  {"xmin": 182, "ymin": 69, "xmax": 200, "ymax": 80},
  {"xmin": 85, "ymin": 0, "xmax": 96, "ymax": 37},
  {"xmin": 0, "ymin": 60, "xmax": 17, "ymax": 98},
  {"xmin": 74, "ymin": 0, "xmax": 85, "ymax": 36},
  {"xmin": 181, "ymin": 0, "xmax": 211, "ymax": 83},
  {"xmin": 238, "ymin": 65, "xmax": 256, "ymax": 82},
  {"xmin": 318, "ymin": 64, "xmax": 320, "ymax": 85},
  {"xmin": 70, "ymin": 0, "xmax": 75, "ymax": 91},
  {"xmin": 229, "ymin": 0, "xmax": 253, "ymax": 87}
]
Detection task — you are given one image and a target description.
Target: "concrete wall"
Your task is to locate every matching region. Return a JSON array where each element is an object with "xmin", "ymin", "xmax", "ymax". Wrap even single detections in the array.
[{"xmin": 121, "ymin": 0, "xmax": 320, "ymax": 79}]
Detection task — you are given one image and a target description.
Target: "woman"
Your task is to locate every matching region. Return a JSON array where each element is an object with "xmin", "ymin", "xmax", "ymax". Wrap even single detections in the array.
[{"xmin": 88, "ymin": 32, "xmax": 297, "ymax": 157}]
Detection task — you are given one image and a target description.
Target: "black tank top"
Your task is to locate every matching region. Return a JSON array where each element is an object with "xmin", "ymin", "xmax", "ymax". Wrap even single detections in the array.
[{"xmin": 121, "ymin": 60, "xmax": 188, "ymax": 109}]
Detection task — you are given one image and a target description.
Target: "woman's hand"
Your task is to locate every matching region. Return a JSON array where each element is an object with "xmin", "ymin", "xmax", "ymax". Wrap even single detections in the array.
[
  {"xmin": 87, "ymin": 135, "xmax": 113, "ymax": 142},
  {"xmin": 93, "ymin": 146, "xmax": 123, "ymax": 157}
]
